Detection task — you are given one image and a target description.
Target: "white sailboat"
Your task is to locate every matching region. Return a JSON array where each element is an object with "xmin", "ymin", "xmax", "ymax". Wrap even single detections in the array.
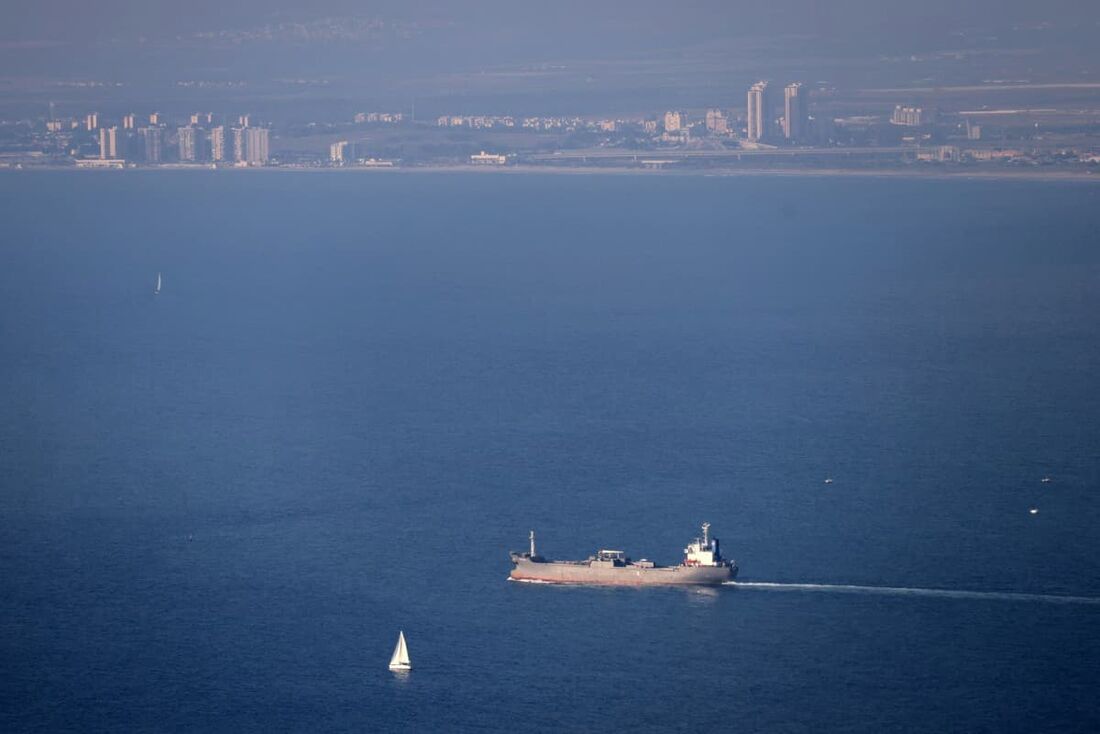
[
  {"xmin": 154, "ymin": 272, "xmax": 162, "ymax": 295},
  {"xmin": 388, "ymin": 630, "xmax": 411, "ymax": 671}
]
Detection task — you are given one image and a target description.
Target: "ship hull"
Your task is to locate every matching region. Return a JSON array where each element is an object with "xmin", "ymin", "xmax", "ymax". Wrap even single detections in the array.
[{"xmin": 510, "ymin": 558, "xmax": 735, "ymax": 586}]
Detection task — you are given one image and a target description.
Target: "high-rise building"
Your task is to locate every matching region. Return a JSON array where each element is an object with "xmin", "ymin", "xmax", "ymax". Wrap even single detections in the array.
[
  {"xmin": 98, "ymin": 127, "xmax": 120, "ymax": 159},
  {"xmin": 178, "ymin": 126, "xmax": 198, "ymax": 161},
  {"xmin": 85, "ymin": 112, "xmax": 99, "ymax": 131},
  {"xmin": 210, "ymin": 126, "xmax": 226, "ymax": 161},
  {"xmin": 238, "ymin": 114, "xmax": 251, "ymax": 127},
  {"xmin": 149, "ymin": 112, "xmax": 161, "ymax": 125},
  {"xmin": 245, "ymin": 127, "xmax": 269, "ymax": 165},
  {"xmin": 663, "ymin": 110, "xmax": 685, "ymax": 132},
  {"xmin": 122, "ymin": 113, "xmax": 136, "ymax": 130},
  {"xmin": 231, "ymin": 127, "xmax": 245, "ymax": 162},
  {"xmin": 747, "ymin": 81, "xmax": 771, "ymax": 142},
  {"xmin": 783, "ymin": 82, "xmax": 807, "ymax": 141},
  {"xmin": 190, "ymin": 113, "xmax": 201, "ymax": 125},
  {"xmin": 330, "ymin": 140, "xmax": 350, "ymax": 164},
  {"xmin": 705, "ymin": 109, "xmax": 730, "ymax": 135},
  {"xmin": 141, "ymin": 127, "xmax": 163, "ymax": 163}
]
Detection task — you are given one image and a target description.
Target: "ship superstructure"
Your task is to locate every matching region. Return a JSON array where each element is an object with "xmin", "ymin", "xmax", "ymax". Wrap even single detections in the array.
[{"xmin": 509, "ymin": 523, "xmax": 736, "ymax": 586}]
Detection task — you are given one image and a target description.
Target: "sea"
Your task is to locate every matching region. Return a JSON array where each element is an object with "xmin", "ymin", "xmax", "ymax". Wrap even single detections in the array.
[{"xmin": 1, "ymin": 170, "xmax": 1099, "ymax": 733}]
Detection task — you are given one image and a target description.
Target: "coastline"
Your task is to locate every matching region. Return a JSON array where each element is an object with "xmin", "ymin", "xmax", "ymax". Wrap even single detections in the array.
[{"xmin": 3, "ymin": 162, "xmax": 1099, "ymax": 184}]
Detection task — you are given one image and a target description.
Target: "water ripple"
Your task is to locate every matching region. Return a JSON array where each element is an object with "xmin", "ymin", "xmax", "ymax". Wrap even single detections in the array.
[{"xmin": 727, "ymin": 581, "xmax": 1100, "ymax": 605}]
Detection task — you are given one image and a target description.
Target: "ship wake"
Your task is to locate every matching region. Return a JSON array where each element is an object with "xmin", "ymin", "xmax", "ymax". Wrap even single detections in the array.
[{"xmin": 726, "ymin": 581, "xmax": 1100, "ymax": 606}]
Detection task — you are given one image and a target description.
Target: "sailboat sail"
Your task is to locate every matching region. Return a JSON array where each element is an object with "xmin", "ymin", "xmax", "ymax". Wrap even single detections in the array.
[
  {"xmin": 154, "ymin": 272, "xmax": 162, "ymax": 295},
  {"xmin": 389, "ymin": 631, "xmax": 411, "ymax": 670}
]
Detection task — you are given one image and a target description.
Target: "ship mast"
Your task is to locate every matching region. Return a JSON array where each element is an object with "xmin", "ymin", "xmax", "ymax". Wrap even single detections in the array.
[
  {"xmin": 529, "ymin": 530, "xmax": 536, "ymax": 557},
  {"xmin": 702, "ymin": 522, "xmax": 710, "ymax": 546}
]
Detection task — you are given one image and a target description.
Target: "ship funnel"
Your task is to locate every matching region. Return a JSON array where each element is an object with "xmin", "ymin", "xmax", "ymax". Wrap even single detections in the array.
[{"xmin": 529, "ymin": 530, "xmax": 536, "ymax": 557}]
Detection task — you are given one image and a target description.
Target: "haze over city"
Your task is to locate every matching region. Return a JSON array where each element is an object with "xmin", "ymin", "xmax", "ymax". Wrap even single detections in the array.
[{"xmin": 3, "ymin": 0, "xmax": 1100, "ymax": 175}]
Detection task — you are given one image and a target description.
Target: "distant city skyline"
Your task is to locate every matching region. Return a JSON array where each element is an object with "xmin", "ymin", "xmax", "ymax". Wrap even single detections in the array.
[{"xmin": 6, "ymin": 40, "xmax": 1100, "ymax": 177}]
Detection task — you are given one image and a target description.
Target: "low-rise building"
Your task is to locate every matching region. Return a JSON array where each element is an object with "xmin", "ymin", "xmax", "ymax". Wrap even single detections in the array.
[
  {"xmin": 663, "ymin": 110, "xmax": 685, "ymax": 132},
  {"xmin": 966, "ymin": 149, "xmax": 1023, "ymax": 161},
  {"xmin": 705, "ymin": 109, "xmax": 731, "ymax": 135},
  {"xmin": 470, "ymin": 151, "xmax": 507, "ymax": 165},
  {"xmin": 892, "ymin": 105, "xmax": 935, "ymax": 126},
  {"xmin": 916, "ymin": 145, "xmax": 960, "ymax": 162}
]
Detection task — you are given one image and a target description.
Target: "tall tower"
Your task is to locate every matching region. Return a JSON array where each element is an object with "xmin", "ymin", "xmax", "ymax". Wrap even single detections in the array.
[
  {"xmin": 245, "ymin": 127, "xmax": 269, "ymax": 165},
  {"xmin": 141, "ymin": 127, "xmax": 163, "ymax": 163},
  {"xmin": 210, "ymin": 126, "xmax": 226, "ymax": 162},
  {"xmin": 177, "ymin": 126, "xmax": 198, "ymax": 162},
  {"xmin": 330, "ymin": 140, "xmax": 349, "ymax": 164},
  {"xmin": 98, "ymin": 128, "xmax": 113, "ymax": 159},
  {"xmin": 784, "ymin": 82, "xmax": 807, "ymax": 141},
  {"xmin": 231, "ymin": 127, "xmax": 245, "ymax": 162},
  {"xmin": 747, "ymin": 81, "xmax": 770, "ymax": 142}
]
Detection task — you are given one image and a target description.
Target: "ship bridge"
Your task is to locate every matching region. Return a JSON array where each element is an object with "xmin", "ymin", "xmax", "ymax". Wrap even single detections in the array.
[
  {"xmin": 683, "ymin": 522, "xmax": 726, "ymax": 567},
  {"xmin": 592, "ymin": 549, "xmax": 628, "ymax": 567}
]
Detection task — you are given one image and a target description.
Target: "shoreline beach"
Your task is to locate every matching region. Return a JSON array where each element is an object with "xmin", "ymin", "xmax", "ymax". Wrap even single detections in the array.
[{"xmin": 4, "ymin": 163, "xmax": 1100, "ymax": 184}]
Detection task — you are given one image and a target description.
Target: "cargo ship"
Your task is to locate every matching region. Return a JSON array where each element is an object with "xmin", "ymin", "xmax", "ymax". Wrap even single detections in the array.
[{"xmin": 509, "ymin": 523, "xmax": 736, "ymax": 586}]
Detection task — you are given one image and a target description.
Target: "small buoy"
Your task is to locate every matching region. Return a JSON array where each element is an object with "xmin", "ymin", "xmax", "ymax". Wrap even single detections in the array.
[
  {"xmin": 1029, "ymin": 508, "xmax": 1039, "ymax": 515},
  {"xmin": 824, "ymin": 478, "xmax": 834, "ymax": 485}
]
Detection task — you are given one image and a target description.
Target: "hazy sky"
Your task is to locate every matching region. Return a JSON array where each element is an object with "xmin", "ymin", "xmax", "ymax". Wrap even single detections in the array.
[
  {"xmin": 3, "ymin": 0, "xmax": 1098, "ymax": 119},
  {"xmin": 3, "ymin": 0, "xmax": 1098, "ymax": 43}
]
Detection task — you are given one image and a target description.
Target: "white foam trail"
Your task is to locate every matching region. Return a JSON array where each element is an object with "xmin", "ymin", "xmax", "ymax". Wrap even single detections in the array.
[{"xmin": 726, "ymin": 581, "xmax": 1100, "ymax": 606}]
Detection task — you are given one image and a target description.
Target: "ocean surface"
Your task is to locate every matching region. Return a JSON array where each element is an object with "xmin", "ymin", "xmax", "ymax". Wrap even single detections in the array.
[{"xmin": 1, "ymin": 171, "xmax": 1099, "ymax": 733}]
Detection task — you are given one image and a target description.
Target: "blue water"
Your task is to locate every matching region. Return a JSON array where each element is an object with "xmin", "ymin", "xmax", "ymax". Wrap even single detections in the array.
[{"xmin": 2, "ymin": 171, "xmax": 1099, "ymax": 732}]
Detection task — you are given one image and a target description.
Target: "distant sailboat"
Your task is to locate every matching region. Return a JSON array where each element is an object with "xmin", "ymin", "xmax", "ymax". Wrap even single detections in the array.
[
  {"xmin": 389, "ymin": 631, "xmax": 411, "ymax": 671},
  {"xmin": 154, "ymin": 272, "xmax": 162, "ymax": 295}
]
